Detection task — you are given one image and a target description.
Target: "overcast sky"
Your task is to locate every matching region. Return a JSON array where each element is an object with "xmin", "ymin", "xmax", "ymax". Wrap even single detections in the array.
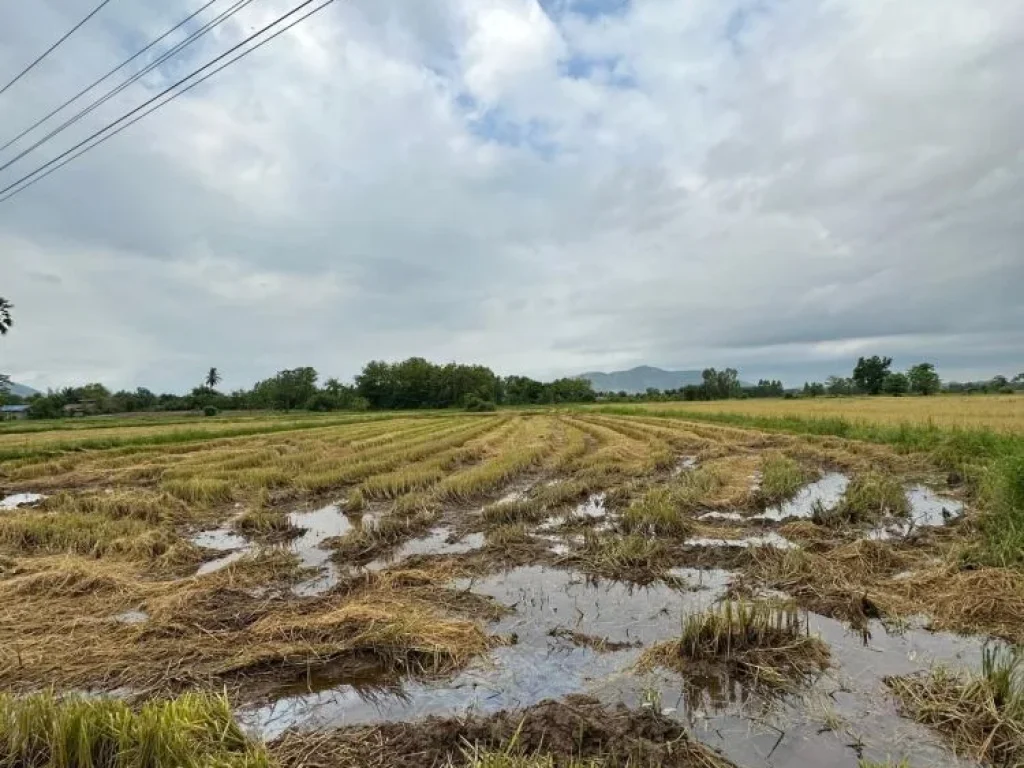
[{"xmin": 1, "ymin": 0, "xmax": 1022, "ymax": 393}]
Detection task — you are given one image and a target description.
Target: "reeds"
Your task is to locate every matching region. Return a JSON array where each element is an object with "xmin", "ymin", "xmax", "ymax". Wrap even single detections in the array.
[{"xmin": 757, "ymin": 452, "xmax": 809, "ymax": 505}]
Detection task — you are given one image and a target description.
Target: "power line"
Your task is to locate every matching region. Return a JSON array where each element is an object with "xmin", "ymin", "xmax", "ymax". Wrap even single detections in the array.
[
  {"xmin": 0, "ymin": 0, "xmax": 221, "ymax": 156},
  {"xmin": 0, "ymin": 0, "xmax": 259, "ymax": 176},
  {"xmin": 0, "ymin": 0, "xmax": 116, "ymax": 97},
  {"xmin": 0, "ymin": 0, "xmax": 335, "ymax": 204}
]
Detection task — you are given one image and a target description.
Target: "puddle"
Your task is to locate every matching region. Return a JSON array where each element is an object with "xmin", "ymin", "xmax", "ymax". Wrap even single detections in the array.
[
  {"xmin": 244, "ymin": 565, "xmax": 729, "ymax": 738},
  {"xmin": 196, "ymin": 550, "xmax": 247, "ymax": 576},
  {"xmin": 287, "ymin": 504, "xmax": 353, "ymax": 596},
  {"xmin": 752, "ymin": 473, "xmax": 849, "ymax": 522},
  {"xmin": 572, "ymin": 493, "xmax": 607, "ymax": 520},
  {"xmin": 697, "ymin": 511, "xmax": 745, "ymax": 522},
  {"xmin": 111, "ymin": 609, "xmax": 149, "ymax": 625},
  {"xmin": 0, "ymin": 492, "xmax": 46, "ymax": 509},
  {"xmin": 191, "ymin": 528, "xmax": 248, "ymax": 551},
  {"xmin": 868, "ymin": 486, "xmax": 965, "ymax": 541},
  {"xmin": 242, "ymin": 560, "xmax": 987, "ymax": 767},
  {"xmin": 671, "ymin": 457, "xmax": 698, "ymax": 476},
  {"xmin": 684, "ymin": 533, "xmax": 797, "ymax": 550},
  {"xmin": 365, "ymin": 527, "xmax": 486, "ymax": 572}
]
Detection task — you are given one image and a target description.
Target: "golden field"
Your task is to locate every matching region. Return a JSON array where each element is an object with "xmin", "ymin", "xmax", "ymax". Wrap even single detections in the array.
[{"xmin": 613, "ymin": 394, "xmax": 1024, "ymax": 432}]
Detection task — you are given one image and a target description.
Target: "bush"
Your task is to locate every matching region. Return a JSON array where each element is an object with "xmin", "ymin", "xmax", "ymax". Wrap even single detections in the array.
[
  {"xmin": 203, "ymin": 405, "xmax": 219, "ymax": 417},
  {"xmin": 464, "ymin": 395, "xmax": 497, "ymax": 412}
]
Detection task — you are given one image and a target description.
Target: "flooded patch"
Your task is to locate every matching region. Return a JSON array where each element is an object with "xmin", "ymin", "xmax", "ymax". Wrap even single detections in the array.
[
  {"xmin": 752, "ymin": 473, "xmax": 849, "ymax": 522},
  {"xmin": 671, "ymin": 456, "xmax": 698, "ymax": 476},
  {"xmin": 685, "ymin": 533, "xmax": 797, "ymax": 550},
  {"xmin": 196, "ymin": 550, "xmax": 247, "ymax": 576},
  {"xmin": 191, "ymin": 528, "xmax": 248, "ymax": 551},
  {"xmin": 111, "ymin": 609, "xmax": 149, "ymax": 625},
  {"xmin": 0, "ymin": 492, "xmax": 46, "ymax": 510},
  {"xmin": 287, "ymin": 504, "xmax": 353, "ymax": 596},
  {"xmin": 243, "ymin": 565, "xmax": 730, "ymax": 738},
  {"xmin": 365, "ymin": 527, "xmax": 485, "ymax": 572},
  {"xmin": 868, "ymin": 486, "xmax": 965, "ymax": 541}
]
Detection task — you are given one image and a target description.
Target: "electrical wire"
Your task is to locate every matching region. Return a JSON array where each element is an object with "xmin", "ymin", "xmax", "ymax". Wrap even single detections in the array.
[
  {"xmin": 0, "ymin": 0, "xmax": 221, "ymax": 156},
  {"xmin": 0, "ymin": 0, "xmax": 116, "ymax": 97},
  {"xmin": 0, "ymin": 0, "xmax": 260, "ymax": 176},
  {"xmin": 0, "ymin": 0, "xmax": 335, "ymax": 205}
]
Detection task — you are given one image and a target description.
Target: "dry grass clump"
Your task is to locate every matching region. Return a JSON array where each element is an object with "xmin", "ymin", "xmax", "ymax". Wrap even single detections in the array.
[
  {"xmin": 532, "ymin": 480, "xmax": 592, "ymax": 508},
  {"xmin": 0, "ymin": 690, "xmax": 270, "ymax": 768},
  {"xmin": 160, "ymin": 476, "xmax": 235, "ymax": 505},
  {"xmin": 620, "ymin": 486, "xmax": 691, "ymax": 537},
  {"xmin": 570, "ymin": 532, "xmax": 670, "ymax": 581},
  {"xmin": 815, "ymin": 472, "xmax": 908, "ymax": 526},
  {"xmin": 0, "ymin": 512, "xmax": 183, "ymax": 561},
  {"xmin": 5, "ymin": 560, "xmax": 137, "ymax": 599},
  {"xmin": 482, "ymin": 499, "xmax": 546, "ymax": 526},
  {"xmin": 361, "ymin": 465, "xmax": 446, "ymax": 500},
  {"xmin": 485, "ymin": 523, "xmax": 534, "ymax": 549},
  {"xmin": 235, "ymin": 507, "xmax": 294, "ymax": 537},
  {"xmin": 328, "ymin": 510, "xmax": 436, "ymax": 560},
  {"xmin": 887, "ymin": 645, "xmax": 1024, "ymax": 767},
  {"xmin": 640, "ymin": 600, "xmax": 829, "ymax": 688},
  {"xmin": 756, "ymin": 452, "xmax": 809, "ymax": 505},
  {"xmin": 41, "ymin": 490, "xmax": 189, "ymax": 524},
  {"xmin": 346, "ymin": 488, "xmax": 366, "ymax": 512},
  {"xmin": 251, "ymin": 593, "xmax": 492, "ymax": 675},
  {"xmin": 886, "ymin": 565, "xmax": 1024, "ymax": 642}
]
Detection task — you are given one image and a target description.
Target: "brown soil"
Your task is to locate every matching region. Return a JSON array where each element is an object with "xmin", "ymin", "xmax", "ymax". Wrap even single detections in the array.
[{"xmin": 271, "ymin": 695, "xmax": 736, "ymax": 768}]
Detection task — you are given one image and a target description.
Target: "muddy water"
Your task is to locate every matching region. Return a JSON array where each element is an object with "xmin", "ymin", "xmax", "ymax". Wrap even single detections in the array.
[
  {"xmin": 869, "ymin": 486, "xmax": 965, "ymax": 540},
  {"xmin": 685, "ymin": 532, "xmax": 797, "ymax": 550},
  {"xmin": 752, "ymin": 473, "xmax": 849, "ymax": 522},
  {"xmin": 243, "ymin": 561, "xmax": 986, "ymax": 768}
]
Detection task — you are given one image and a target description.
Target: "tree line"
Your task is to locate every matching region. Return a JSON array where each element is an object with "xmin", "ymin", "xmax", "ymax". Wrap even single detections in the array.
[{"xmin": 0, "ymin": 357, "xmax": 598, "ymax": 418}]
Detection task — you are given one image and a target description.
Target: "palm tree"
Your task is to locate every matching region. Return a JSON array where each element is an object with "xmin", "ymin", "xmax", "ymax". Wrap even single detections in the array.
[
  {"xmin": 0, "ymin": 297, "xmax": 12, "ymax": 335},
  {"xmin": 205, "ymin": 367, "xmax": 221, "ymax": 389}
]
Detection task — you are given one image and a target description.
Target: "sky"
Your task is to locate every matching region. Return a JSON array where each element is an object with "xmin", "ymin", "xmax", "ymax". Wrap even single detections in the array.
[{"xmin": 0, "ymin": 0, "xmax": 1022, "ymax": 393}]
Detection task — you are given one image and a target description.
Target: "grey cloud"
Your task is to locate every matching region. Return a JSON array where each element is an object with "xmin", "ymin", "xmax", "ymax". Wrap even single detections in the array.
[{"xmin": 1, "ymin": 0, "xmax": 1022, "ymax": 391}]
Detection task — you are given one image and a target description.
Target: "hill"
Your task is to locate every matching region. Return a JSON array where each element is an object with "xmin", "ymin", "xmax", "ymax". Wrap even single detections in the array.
[
  {"xmin": 3, "ymin": 381, "xmax": 39, "ymax": 398},
  {"xmin": 580, "ymin": 366, "xmax": 705, "ymax": 394}
]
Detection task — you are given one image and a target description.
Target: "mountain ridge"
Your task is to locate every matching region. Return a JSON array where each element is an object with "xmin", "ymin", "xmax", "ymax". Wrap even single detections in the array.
[{"xmin": 580, "ymin": 366, "xmax": 705, "ymax": 394}]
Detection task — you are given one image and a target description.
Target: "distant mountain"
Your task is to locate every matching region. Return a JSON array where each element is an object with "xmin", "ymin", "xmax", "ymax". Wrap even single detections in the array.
[
  {"xmin": 3, "ymin": 381, "xmax": 39, "ymax": 398},
  {"xmin": 580, "ymin": 366, "xmax": 706, "ymax": 394}
]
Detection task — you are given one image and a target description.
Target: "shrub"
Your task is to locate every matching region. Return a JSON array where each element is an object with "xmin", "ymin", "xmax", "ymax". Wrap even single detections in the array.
[
  {"xmin": 203, "ymin": 405, "xmax": 218, "ymax": 417},
  {"xmin": 465, "ymin": 395, "xmax": 497, "ymax": 412}
]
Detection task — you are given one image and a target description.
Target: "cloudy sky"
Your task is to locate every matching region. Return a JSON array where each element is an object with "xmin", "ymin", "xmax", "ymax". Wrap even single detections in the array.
[{"xmin": 1, "ymin": 0, "xmax": 1021, "ymax": 393}]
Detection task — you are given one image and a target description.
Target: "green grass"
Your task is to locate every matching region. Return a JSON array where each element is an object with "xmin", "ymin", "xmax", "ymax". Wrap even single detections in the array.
[
  {"xmin": 620, "ymin": 486, "xmax": 691, "ymax": 536},
  {"xmin": 0, "ymin": 690, "xmax": 270, "ymax": 768},
  {"xmin": 757, "ymin": 452, "xmax": 809, "ymax": 505},
  {"xmin": 815, "ymin": 472, "xmax": 908, "ymax": 526}
]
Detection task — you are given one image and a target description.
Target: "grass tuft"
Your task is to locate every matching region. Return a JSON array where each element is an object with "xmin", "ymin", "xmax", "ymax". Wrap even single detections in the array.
[
  {"xmin": 887, "ymin": 644, "xmax": 1024, "ymax": 767},
  {"xmin": 814, "ymin": 472, "xmax": 908, "ymax": 526},
  {"xmin": 640, "ymin": 600, "xmax": 829, "ymax": 688},
  {"xmin": 757, "ymin": 452, "xmax": 809, "ymax": 505},
  {"xmin": 0, "ymin": 690, "xmax": 270, "ymax": 768}
]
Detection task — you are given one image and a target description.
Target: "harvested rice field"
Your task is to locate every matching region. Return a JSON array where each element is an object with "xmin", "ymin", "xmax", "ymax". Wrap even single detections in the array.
[{"xmin": 2, "ymin": 410, "xmax": 1023, "ymax": 767}]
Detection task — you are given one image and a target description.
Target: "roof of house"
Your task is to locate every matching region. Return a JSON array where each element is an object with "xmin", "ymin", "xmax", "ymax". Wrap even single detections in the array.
[{"xmin": 0, "ymin": 404, "xmax": 30, "ymax": 412}]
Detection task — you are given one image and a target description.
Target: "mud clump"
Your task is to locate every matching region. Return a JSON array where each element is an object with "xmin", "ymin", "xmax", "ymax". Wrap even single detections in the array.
[{"xmin": 272, "ymin": 695, "xmax": 736, "ymax": 768}]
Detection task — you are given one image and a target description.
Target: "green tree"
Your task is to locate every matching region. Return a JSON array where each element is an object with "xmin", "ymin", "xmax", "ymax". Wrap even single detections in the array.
[
  {"xmin": 205, "ymin": 367, "xmax": 222, "ymax": 389},
  {"xmin": 907, "ymin": 363, "xmax": 941, "ymax": 395},
  {"xmin": 853, "ymin": 355, "xmax": 893, "ymax": 395},
  {"xmin": 882, "ymin": 371, "xmax": 910, "ymax": 396},
  {"xmin": 803, "ymin": 381, "xmax": 825, "ymax": 397},
  {"xmin": 0, "ymin": 297, "xmax": 12, "ymax": 335},
  {"xmin": 825, "ymin": 376, "xmax": 855, "ymax": 396}
]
